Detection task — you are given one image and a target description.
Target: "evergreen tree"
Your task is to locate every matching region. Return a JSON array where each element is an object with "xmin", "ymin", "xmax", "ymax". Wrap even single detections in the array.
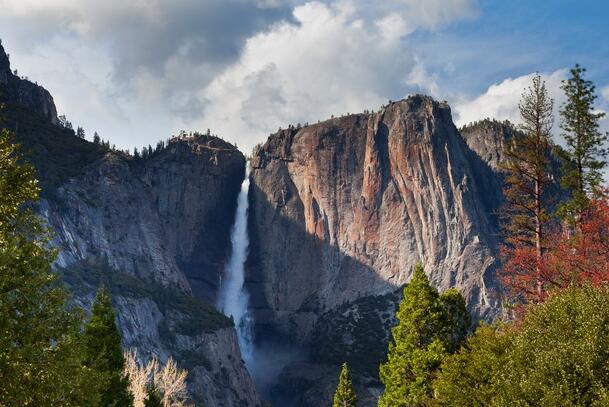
[
  {"xmin": 557, "ymin": 64, "xmax": 608, "ymax": 223},
  {"xmin": 76, "ymin": 126, "xmax": 86, "ymax": 139},
  {"xmin": 0, "ymin": 128, "xmax": 94, "ymax": 405},
  {"xmin": 500, "ymin": 73, "xmax": 555, "ymax": 293},
  {"xmin": 144, "ymin": 383, "xmax": 163, "ymax": 407},
  {"xmin": 93, "ymin": 131, "xmax": 101, "ymax": 144},
  {"xmin": 333, "ymin": 362, "xmax": 357, "ymax": 407},
  {"xmin": 83, "ymin": 287, "xmax": 133, "ymax": 406},
  {"xmin": 378, "ymin": 264, "xmax": 469, "ymax": 406}
]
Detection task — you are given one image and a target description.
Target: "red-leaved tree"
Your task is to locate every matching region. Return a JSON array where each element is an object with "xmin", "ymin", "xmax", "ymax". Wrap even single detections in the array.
[{"xmin": 501, "ymin": 194, "xmax": 609, "ymax": 303}]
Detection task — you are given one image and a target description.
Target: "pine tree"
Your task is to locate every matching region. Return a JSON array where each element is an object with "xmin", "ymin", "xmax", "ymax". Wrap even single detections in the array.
[
  {"xmin": 0, "ymin": 128, "xmax": 94, "ymax": 405},
  {"xmin": 558, "ymin": 64, "xmax": 608, "ymax": 223},
  {"xmin": 83, "ymin": 287, "xmax": 133, "ymax": 406},
  {"xmin": 333, "ymin": 362, "xmax": 357, "ymax": 407},
  {"xmin": 500, "ymin": 73, "xmax": 555, "ymax": 296},
  {"xmin": 378, "ymin": 264, "xmax": 469, "ymax": 407},
  {"xmin": 144, "ymin": 384, "xmax": 163, "ymax": 407}
]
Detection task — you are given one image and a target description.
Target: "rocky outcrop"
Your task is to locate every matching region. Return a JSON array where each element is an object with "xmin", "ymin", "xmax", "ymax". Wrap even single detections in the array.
[
  {"xmin": 248, "ymin": 96, "xmax": 503, "ymax": 346},
  {"xmin": 0, "ymin": 42, "xmax": 58, "ymax": 124},
  {"xmin": 459, "ymin": 119, "xmax": 519, "ymax": 171}
]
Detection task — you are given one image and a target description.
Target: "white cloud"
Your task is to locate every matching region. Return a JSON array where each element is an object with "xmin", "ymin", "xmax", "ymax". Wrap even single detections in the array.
[
  {"xmin": 191, "ymin": 1, "xmax": 452, "ymax": 153},
  {"xmin": 454, "ymin": 70, "xmax": 567, "ymax": 129},
  {"xmin": 0, "ymin": 0, "xmax": 477, "ymax": 151},
  {"xmin": 602, "ymin": 85, "xmax": 609, "ymax": 103}
]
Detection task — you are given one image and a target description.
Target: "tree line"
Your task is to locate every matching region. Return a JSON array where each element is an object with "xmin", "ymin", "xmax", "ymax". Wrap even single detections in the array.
[{"xmin": 332, "ymin": 64, "xmax": 609, "ymax": 406}]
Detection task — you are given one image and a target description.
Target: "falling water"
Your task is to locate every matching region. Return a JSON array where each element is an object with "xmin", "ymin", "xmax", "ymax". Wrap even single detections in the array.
[{"xmin": 217, "ymin": 165, "xmax": 255, "ymax": 366}]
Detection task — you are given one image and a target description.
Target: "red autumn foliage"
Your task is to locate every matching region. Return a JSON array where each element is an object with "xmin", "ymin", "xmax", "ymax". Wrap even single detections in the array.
[{"xmin": 501, "ymin": 195, "xmax": 609, "ymax": 303}]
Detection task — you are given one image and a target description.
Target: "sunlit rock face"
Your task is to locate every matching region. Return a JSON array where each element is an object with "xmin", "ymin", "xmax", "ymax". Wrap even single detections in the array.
[{"xmin": 248, "ymin": 95, "xmax": 504, "ymax": 345}]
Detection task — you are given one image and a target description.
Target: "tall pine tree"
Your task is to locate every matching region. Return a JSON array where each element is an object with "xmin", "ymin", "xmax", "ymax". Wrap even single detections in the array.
[
  {"xmin": 0, "ymin": 127, "xmax": 95, "ymax": 405},
  {"xmin": 499, "ymin": 73, "xmax": 555, "ymax": 296},
  {"xmin": 83, "ymin": 286, "xmax": 133, "ymax": 406},
  {"xmin": 378, "ymin": 264, "xmax": 469, "ymax": 406},
  {"xmin": 558, "ymin": 64, "xmax": 608, "ymax": 223},
  {"xmin": 333, "ymin": 362, "xmax": 357, "ymax": 407}
]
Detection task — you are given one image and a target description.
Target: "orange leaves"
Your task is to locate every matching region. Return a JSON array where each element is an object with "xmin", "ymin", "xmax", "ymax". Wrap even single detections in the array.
[{"xmin": 501, "ymin": 195, "xmax": 609, "ymax": 303}]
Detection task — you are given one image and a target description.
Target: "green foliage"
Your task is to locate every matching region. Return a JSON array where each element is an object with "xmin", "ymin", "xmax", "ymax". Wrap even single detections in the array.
[
  {"xmin": 333, "ymin": 362, "xmax": 357, "ymax": 407},
  {"xmin": 557, "ymin": 64, "xmax": 608, "ymax": 222},
  {"xmin": 434, "ymin": 285, "xmax": 609, "ymax": 406},
  {"xmin": 432, "ymin": 324, "xmax": 513, "ymax": 406},
  {"xmin": 378, "ymin": 264, "xmax": 470, "ymax": 407},
  {"xmin": 0, "ymin": 128, "xmax": 96, "ymax": 406},
  {"xmin": 144, "ymin": 384, "xmax": 163, "ymax": 407},
  {"xmin": 83, "ymin": 287, "xmax": 133, "ymax": 407}
]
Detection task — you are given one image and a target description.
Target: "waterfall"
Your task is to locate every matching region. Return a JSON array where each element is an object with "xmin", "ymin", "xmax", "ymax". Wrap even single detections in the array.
[{"xmin": 217, "ymin": 165, "xmax": 255, "ymax": 366}]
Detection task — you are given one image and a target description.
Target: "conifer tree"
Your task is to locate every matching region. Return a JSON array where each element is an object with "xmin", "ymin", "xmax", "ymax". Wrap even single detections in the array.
[
  {"xmin": 378, "ymin": 264, "xmax": 469, "ymax": 406},
  {"xmin": 558, "ymin": 64, "xmax": 608, "ymax": 223},
  {"xmin": 333, "ymin": 362, "xmax": 357, "ymax": 407},
  {"xmin": 83, "ymin": 286, "xmax": 133, "ymax": 406},
  {"xmin": 500, "ymin": 73, "xmax": 555, "ymax": 296},
  {"xmin": 0, "ymin": 128, "xmax": 96, "ymax": 405},
  {"xmin": 144, "ymin": 384, "xmax": 163, "ymax": 407}
]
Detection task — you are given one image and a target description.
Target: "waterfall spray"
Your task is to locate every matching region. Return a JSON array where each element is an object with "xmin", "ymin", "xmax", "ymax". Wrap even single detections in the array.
[{"xmin": 217, "ymin": 165, "xmax": 254, "ymax": 366}]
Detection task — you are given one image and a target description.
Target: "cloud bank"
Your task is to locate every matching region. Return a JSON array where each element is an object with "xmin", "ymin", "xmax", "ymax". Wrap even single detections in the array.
[
  {"xmin": 1, "ymin": 0, "xmax": 606, "ymax": 154},
  {"xmin": 0, "ymin": 0, "xmax": 479, "ymax": 152}
]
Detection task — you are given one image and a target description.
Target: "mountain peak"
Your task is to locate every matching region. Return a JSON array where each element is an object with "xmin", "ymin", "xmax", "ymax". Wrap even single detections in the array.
[
  {"xmin": 0, "ymin": 41, "xmax": 12, "ymax": 83},
  {"xmin": 0, "ymin": 41, "xmax": 58, "ymax": 124}
]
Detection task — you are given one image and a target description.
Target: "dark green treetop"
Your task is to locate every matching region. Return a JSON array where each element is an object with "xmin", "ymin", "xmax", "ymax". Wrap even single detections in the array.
[
  {"xmin": 144, "ymin": 383, "xmax": 163, "ymax": 407},
  {"xmin": 0, "ymin": 127, "xmax": 95, "ymax": 405},
  {"xmin": 558, "ymin": 64, "xmax": 608, "ymax": 222}
]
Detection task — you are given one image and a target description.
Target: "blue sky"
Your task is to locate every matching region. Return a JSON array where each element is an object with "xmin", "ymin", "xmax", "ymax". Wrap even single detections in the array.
[
  {"xmin": 0, "ymin": 0, "xmax": 607, "ymax": 152},
  {"xmin": 422, "ymin": 0, "xmax": 609, "ymax": 95}
]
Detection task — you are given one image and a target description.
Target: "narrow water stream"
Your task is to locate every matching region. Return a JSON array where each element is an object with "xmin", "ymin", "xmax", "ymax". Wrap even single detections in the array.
[{"xmin": 217, "ymin": 165, "xmax": 255, "ymax": 367}]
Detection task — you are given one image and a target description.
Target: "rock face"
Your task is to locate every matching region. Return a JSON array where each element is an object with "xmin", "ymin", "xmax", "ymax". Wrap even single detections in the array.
[
  {"xmin": 0, "ymin": 43, "xmax": 260, "ymax": 407},
  {"xmin": 41, "ymin": 140, "xmax": 261, "ymax": 406},
  {"xmin": 0, "ymin": 42, "xmax": 58, "ymax": 124},
  {"xmin": 46, "ymin": 135, "xmax": 246, "ymax": 303},
  {"xmin": 248, "ymin": 96, "xmax": 503, "ymax": 345},
  {"xmin": 247, "ymin": 98, "xmax": 524, "ymax": 406}
]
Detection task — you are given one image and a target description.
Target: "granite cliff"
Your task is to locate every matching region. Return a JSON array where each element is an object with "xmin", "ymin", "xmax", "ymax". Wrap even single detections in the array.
[
  {"xmin": 248, "ymin": 96, "xmax": 503, "ymax": 344},
  {"xmin": 246, "ymin": 98, "xmax": 519, "ymax": 405}
]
